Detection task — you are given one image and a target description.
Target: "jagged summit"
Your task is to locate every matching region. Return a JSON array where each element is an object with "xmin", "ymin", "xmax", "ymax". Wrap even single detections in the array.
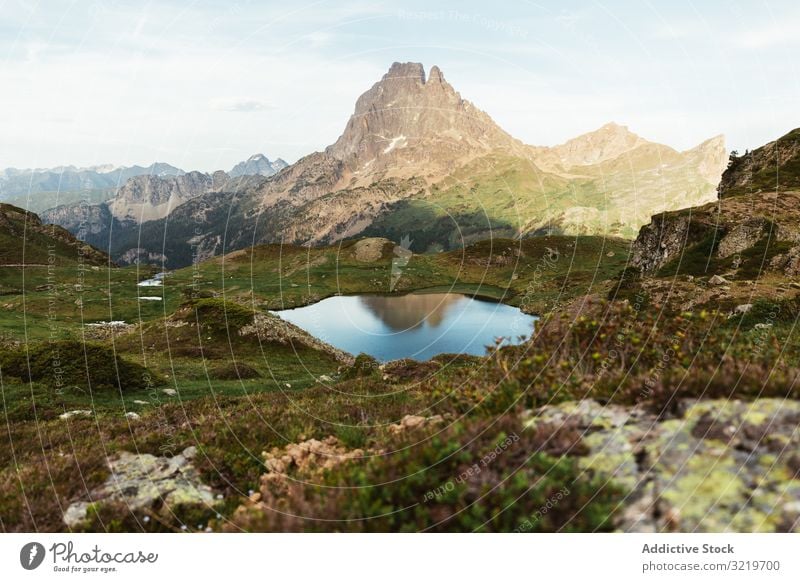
[
  {"xmin": 326, "ymin": 62, "xmax": 526, "ymax": 180},
  {"xmin": 229, "ymin": 154, "xmax": 288, "ymax": 178}
]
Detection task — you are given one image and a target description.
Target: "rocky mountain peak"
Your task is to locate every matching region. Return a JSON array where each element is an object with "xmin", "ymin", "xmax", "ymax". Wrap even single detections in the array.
[
  {"xmin": 384, "ymin": 61, "xmax": 426, "ymax": 83},
  {"xmin": 428, "ymin": 65, "xmax": 444, "ymax": 84},
  {"xmin": 229, "ymin": 154, "xmax": 289, "ymax": 178},
  {"xmin": 326, "ymin": 62, "xmax": 525, "ymax": 180}
]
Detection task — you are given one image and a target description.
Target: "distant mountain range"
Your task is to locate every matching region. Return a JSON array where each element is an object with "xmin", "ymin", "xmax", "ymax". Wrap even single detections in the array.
[
  {"xmin": 229, "ymin": 154, "xmax": 288, "ymax": 178},
  {"xmin": 40, "ymin": 62, "xmax": 728, "ymax": 268},
  {"xmin": 2, "ymin": 154, "xmax": 287, "ymax": 215},
  {"xmin": 0, "ymin": 162, "xmax": 184, "ymax": 200}
]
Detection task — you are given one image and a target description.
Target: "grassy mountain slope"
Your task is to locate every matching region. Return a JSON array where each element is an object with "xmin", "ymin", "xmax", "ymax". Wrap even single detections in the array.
[
  {"xmin": 364, "ymin": 144, "xmax": 720, "ymax": 251},
  {"xmin": 0, "ymin": 203, "xmax": 109, "ymax": 266}
]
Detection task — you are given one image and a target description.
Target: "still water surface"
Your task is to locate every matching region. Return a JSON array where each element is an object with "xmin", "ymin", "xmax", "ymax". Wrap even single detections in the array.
[{"xmin": 273, "ymin": 293, "xmax": 536, "ymax": 361}]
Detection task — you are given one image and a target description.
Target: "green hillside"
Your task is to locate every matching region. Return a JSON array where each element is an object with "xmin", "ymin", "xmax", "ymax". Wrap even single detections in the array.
[{"xmin": 0, "ymin": 203, "xmax": 109, "ymax": 266}]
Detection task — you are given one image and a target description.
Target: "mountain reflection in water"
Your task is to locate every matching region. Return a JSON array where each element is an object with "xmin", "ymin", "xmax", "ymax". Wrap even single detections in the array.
[
  {"xmin": 272, "ymin": 292, "xmax": 536, "ymax": 361},
  {"xmin": 357, "ymin": 293, "xmax": 461, "ymax": 330}
]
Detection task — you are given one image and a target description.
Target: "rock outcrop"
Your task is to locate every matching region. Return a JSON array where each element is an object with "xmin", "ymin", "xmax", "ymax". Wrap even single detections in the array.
[
  {"xmin": 631, "ymin": 213, "xmax": 694, "ymax": 274},
  {"xmin": 631, "ymin": 187, "xmax": 800, "ymax": 276},
  {"xmin": 63, "ymin": 446, "xmax": 218, "ymax": 528},
  {"xmin": 526, "ymin": 398, "xmax": 800, "ymax": 532}
]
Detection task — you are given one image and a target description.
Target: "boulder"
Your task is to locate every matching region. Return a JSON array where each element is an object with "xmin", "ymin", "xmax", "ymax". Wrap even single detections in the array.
[
  {"xmin": 63, "ymin": 446, "xmax": 217, "ymax": 528},
  {"xmin": 527, "ymin": 398, "xmax": 800, "ymax": 532}
]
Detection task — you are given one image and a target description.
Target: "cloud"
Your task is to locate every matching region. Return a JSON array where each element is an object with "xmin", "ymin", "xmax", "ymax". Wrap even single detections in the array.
[
  {"xmin": 737, "ymin": 21, "xmax": 800, "ymax": 49},
  {"xmin": 211, "ymin": 98, "xmax": 274, "ymax": 113}
]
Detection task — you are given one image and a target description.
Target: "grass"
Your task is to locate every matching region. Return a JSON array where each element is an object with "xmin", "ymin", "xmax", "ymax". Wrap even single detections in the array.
[
  {"xmin": 8, "ymin": 232, "xmax": 797, "ymax": 532},
  {"xmin": 1, "ymin": 233, "xmax": 627, "ymax": 408},
  {"xmin": 2, "ymin": 288, "xmax": 799, "ymax": 532}
]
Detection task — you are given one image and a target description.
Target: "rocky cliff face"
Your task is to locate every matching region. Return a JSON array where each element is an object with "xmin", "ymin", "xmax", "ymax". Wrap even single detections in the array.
[
  {"xmin": 108, "ymin": 170, "xmax": 228, "ymax": 223},
  {"xmin": 631, "ymin": 213, "xmax": 695, "ymax": 274},
  {"xmin": 718, "ymin": 128, "xmax": 800, "ymax": 198}
]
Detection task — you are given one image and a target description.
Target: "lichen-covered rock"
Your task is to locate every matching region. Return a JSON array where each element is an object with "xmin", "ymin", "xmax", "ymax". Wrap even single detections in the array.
[
  {"xmin": 630, "ymin": 214, "xmax": 692, "ymax": 273},
  {"xmin": 717, "ymin": 218, "xmax": 768, "ymax": 258},
  {"xmin": 63, "ymin": 446, "xmax": 218, "ymax": 527},
  {"xmin": 526, "ymin": 398, "xmax": 800, "ymax": 532},
  {"xmin": 770, "ymin": 245, "xmax": 800, "ymax": 276}
]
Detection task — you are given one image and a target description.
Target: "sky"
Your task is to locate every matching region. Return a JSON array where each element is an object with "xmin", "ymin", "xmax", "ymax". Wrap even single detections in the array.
[{"xmin": 1, "ymin": 0, "xmax": 798, "ymax": 172}]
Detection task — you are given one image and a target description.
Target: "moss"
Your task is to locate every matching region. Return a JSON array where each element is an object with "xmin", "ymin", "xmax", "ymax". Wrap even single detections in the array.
[
  {"xmin": 0, "ymin": 340, "xmax": 161, "ymax": 393},
  {"xmin": 184, "ymin": 298, "xmax": 255, "ymax": 335}
]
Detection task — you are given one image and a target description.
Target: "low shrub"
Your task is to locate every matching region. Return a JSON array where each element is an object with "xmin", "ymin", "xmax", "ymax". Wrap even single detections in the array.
[
  {"xmin": 429, "ymin": 301, "xmax": 800, "ymax": 417},
  {"xmin": 232, "ymin": 415, "xmax": 621, "ymax": 532},
  {"xmin": 339, "ymin": 353, "xmax": 380, "ymax": 380}
]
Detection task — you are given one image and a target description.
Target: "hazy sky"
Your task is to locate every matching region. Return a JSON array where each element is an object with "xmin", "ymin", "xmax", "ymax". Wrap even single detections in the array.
[{"xmin": 1, "ymin": 0, "xmax": 798, "ymax": 171}]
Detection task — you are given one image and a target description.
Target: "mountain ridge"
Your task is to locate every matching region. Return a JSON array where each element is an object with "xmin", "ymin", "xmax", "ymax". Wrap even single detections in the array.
[
  {"xmin": 229, "ymin": 154, "xmax": 289, "ymax": 178},
  {"xmin": 42, "ymin": 61, "xmax": 728, "ymax": 267}
]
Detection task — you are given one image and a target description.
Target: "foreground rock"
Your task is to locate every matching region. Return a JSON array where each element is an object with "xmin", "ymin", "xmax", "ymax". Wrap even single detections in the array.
[
  {"xmin": 63, "ymin": 446, "xmax": 218, "ymax": 528},
  {"xmin": 526, "ymin": 398, "xmax": 800, "ymax": 532}
]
